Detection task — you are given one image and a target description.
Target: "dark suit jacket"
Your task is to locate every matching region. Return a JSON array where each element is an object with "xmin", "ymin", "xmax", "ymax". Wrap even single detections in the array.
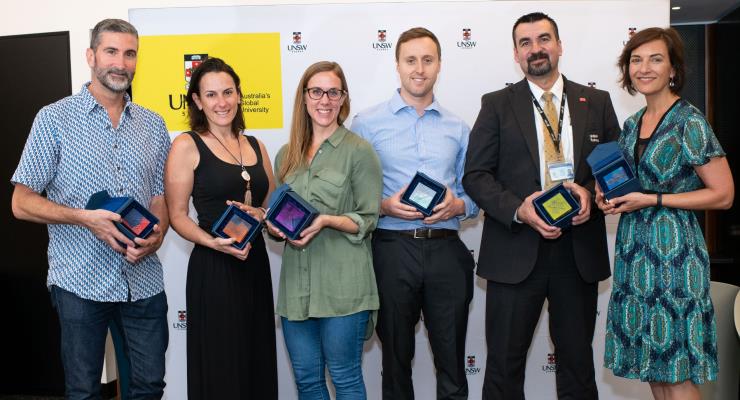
[{"xmin": 463, "ymin": 77, "xmax": 620, "ymax": 284}]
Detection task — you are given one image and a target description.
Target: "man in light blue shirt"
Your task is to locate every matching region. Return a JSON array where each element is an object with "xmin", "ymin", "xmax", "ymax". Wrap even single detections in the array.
[{"xmin": 352, "ymin": 27, "xmax": 478, "ymax": 400}]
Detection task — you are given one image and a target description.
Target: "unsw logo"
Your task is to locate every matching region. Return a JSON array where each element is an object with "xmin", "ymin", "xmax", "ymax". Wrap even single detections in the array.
[
  {"xmin": 287, "ymin": 31, "xmax": 308, "ymax": 53},
  {"xmin": 172, "ymin": 310, "xmax": 187, "ymax": 330},
  {"xmin": 373, "ymin": 29, "xmax": 393, "ymax": 51},
  {"xmin": 465, "ymin": 355, "xmax": 481, "ymax": 375},
  {"xmin": 457, "ymin": 28, "xmax": 477, "ymax": 49},
  {"xmin": 541, "ymin": 352, "xmax": 557, "ymax": 373}
]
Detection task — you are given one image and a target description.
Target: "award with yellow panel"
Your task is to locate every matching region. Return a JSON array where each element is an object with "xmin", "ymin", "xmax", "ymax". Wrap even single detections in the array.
[{"xmin": 532, "ymin": 183, "xmax": 581, "ymax": 228}]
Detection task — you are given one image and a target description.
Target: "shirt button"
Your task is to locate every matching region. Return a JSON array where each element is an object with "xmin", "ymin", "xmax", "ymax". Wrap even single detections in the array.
[
  {"xmin": 117, "ymin": 166, "xmax": 121, "ymax": 171},
  {"xmin": 113, "ymin": 144, "xmax": 118, "ymax": 149},
  {"xmin": 119, "ymin": 188, "xmax": 124, "ymax": 193},
  {"xmin": 318, "ymin": 149, "xmax": 323, "ymax": 154}
]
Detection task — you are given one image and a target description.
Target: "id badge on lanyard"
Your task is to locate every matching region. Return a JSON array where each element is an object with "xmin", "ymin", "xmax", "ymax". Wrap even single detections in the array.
[{"xmin": 547, "ymin": 161, "xmax": 574, "ymax": 183}]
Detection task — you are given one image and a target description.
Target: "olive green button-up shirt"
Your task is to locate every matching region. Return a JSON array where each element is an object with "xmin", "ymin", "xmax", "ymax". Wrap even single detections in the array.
[{"xmin": 274, "ymin": 126, "xmax": 382, "ymax": 330}]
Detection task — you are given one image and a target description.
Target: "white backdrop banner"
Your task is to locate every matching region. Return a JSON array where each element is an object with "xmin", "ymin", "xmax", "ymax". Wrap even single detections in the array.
[{"xmin": 130, "ymin": 1, "xmax": 668, "ymax": 399}]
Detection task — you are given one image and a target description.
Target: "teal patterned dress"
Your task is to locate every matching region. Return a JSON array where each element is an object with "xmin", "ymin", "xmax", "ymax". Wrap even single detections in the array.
[{"xmin": 603, "ymin": 99, "xmax": 723, "ymax": 384}]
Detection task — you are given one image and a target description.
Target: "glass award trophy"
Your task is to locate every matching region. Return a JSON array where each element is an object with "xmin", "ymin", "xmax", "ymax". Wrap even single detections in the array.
[
  {"xmin": 532, "ymin": 183, "xmax": 581, "ymax": 228},
  {"xmin": 265, "ymin": 184, "xmax": 319, "ymax": 240},
  {"xmin": 211, "ymin": 204, "xmax": 262, "ymax": 250},
  {"xmin": 586, "ymin": 141, "xmax": 642, "ymax": 200},
  {"xmin": 400, "ymin": 172, "xmax": 447, "ymax": 217},
  {"xmin": 85, "ymin": 190, "xmax": 159, "ymax": 246}
]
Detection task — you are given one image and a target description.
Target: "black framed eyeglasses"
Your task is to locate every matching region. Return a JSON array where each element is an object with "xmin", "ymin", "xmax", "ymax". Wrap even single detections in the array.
[{"xmin": 304, "ymin": 87, "xmax": 347, "ymax": 101}]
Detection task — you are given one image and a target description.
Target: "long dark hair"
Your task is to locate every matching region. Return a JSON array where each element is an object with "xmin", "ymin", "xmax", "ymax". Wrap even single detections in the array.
[{"xmin": 185, "ymin": 57, "xmax": 246, "ymax": 137}]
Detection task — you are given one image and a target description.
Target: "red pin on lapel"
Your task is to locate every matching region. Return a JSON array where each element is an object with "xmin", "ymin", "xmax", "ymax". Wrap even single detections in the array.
[{"xmin": 579, "ymin": 97, "xmax": 587, "ymax": 102}]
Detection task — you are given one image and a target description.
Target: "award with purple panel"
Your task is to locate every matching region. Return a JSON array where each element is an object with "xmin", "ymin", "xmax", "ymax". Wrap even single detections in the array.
[
  {"xmin": 586, "ymin": 141, "xmax": 642, "ymax": 200},
  {"xmin": 265, "ymin": 184, "xmax": 319, "ymax": 240},
  {"xmin": 211, "ymin": 204, "xmax": 262, "ymax": 250},
  {"xmin": 85, "ymin": 190, "xmax": 159, "ymax": 246}
]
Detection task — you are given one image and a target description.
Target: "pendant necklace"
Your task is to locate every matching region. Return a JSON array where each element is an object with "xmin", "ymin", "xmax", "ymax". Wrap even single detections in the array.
[{"xmin": 208, "ymin": 130, "xmax": 252, "ymax": 206}]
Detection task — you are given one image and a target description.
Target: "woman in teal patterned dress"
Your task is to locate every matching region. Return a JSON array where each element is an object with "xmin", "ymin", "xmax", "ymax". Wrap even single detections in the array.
[{"xmin": 597, "ymin": 28, "xmax": 734, "ymax": 399}]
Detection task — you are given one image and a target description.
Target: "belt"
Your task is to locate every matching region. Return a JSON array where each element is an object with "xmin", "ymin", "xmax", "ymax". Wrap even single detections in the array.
[{"xmin": 379, "ymin": 228, "xmax": 458, "ymax": 239}]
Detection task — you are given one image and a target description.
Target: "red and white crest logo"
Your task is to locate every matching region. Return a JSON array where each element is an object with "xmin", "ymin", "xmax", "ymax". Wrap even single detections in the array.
[
  {"xmin": 378, "ymin": 30, "xmax": 387, "ymax": 43},
  {"xmin": 463, "ymin": 28, "xmax": 472, "ymax": 41},
  {"xmin": 184, "ymin": 54, "xmax": 208, "ymax": 85}
]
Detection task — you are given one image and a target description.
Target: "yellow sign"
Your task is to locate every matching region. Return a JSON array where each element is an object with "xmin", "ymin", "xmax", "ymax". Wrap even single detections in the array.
[
  {"xmin": 542, "ymin": 193, "xmax": 573, "ymax": 221},
  {"xmin": 132, "ymin": 33, "xmax": 283, "ymax": 131}
]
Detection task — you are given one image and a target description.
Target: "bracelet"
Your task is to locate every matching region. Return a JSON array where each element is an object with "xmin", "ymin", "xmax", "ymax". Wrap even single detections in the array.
[{"xmin": 656, "ymin": 193, "xmax": 662, "ymax": 208}]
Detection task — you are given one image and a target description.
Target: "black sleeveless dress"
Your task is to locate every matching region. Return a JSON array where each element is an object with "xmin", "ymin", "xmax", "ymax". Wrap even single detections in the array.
[{"xmin": 185, "ymin": 131, "xmax": 278, "ymax": 399}]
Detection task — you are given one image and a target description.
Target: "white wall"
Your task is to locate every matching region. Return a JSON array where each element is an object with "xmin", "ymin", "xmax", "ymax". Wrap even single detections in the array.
[{"xmin": 2, "ymin": 0, "xmax": 645, "ymax": 94}]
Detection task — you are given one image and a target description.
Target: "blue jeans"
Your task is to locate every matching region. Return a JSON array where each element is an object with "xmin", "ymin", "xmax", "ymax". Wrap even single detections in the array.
[
  {"xmin": 51, "ymin": 285, "xmax": 168, "ymax": 400},
  {"xmin": 281, "ymin": 311, "xmax": 370, "ymax": 400}
]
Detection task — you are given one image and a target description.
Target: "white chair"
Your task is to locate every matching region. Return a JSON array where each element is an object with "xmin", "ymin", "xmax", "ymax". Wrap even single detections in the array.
[{"xmin": 698, "ymin": 281, "xmax": 739, "ymax": 400}]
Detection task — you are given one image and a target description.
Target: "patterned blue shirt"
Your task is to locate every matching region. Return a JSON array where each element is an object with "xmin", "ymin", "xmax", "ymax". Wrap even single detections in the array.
[
  {"xmin": 351, "ymin": 89, "xmax": 479, "ymax": 230},
  {"xmin": 11, "ymin": 83, "xmax": 171, "ymax": 302}
]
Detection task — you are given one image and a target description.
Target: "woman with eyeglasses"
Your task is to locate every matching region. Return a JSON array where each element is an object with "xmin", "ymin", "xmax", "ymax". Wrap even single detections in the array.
[{"xmin": 265, "ymin": 61, "xmax": 382, "ymax": 399}]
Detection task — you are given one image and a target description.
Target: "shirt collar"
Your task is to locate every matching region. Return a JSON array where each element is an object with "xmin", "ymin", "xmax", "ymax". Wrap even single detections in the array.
[
  {"xmin": 325, "ymin": 125, "xmax": 349, "ymax": 148},
  {"xmin": 80, "ymin": 82, "xmax": 133, "ymax": 115},
  {"xmin": 389, "ymin": 88, "xmax": 441, "ymax": 116},
  {"xmin": 527, "ymin": 73, "xmax": 564, "ymax": 103}
]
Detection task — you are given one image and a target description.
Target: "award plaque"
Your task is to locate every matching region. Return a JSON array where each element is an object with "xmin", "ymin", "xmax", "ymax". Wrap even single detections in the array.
[
  {"xmin": 266, "ymin": 184, "xmax": 319, "ymax": 241},
  {"xmin": 211, "ymin": 204, "xmax": 262, "ymax": 250},
  {"xmin": 532, "ymin": 183, "xmax": 581, "ymax": 228},
  {"xmin": 586, "ymin": 141, "xmax": 642, "ymax": 200},
  {"xmin": 85, "ymin": 190, "xmax": 159, "ymax": 245},
  {"xmin": 400, "ymin": 172, "xmax": 447, "ymax": 217}
]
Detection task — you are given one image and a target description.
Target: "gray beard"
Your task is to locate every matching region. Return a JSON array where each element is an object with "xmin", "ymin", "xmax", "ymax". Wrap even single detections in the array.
[
  {"xmin": 97, "ymin": 69, "xmax": 133, "ymax": 93},
  {"xmin": 528, "ymin": 59, "xmax": 552, "ymax": 77}
]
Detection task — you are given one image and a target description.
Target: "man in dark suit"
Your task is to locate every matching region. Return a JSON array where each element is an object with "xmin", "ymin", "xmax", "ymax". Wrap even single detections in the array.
[{"xmin": 462, "ymin": 12, "xmax": 620, "ymax": 400}]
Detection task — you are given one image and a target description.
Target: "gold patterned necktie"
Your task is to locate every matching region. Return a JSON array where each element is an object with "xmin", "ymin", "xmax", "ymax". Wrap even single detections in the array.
[{"xmin": 542, "ymin": 91, "xmax": 563, "ymax": 189}]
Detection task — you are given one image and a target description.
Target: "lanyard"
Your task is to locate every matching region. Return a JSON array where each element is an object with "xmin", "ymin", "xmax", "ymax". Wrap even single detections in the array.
[{"xmin": 530, "ymin": 87, "xmax": 567, "ymax": 153}]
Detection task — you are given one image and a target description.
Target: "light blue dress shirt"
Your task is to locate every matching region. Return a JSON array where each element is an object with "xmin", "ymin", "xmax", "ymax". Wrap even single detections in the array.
[{"xmin": 351, "ymin": 89, "xmax": 478, "ymax": 231}]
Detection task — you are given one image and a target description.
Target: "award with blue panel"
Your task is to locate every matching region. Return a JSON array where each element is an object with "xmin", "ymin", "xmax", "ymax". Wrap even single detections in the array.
[
  {"xmin": 532, "ymin": 183, "xmax": 581, "ymax": 228},
  {"xmin": 400, "ymin": 172, "xmax": 447, "ymax": 217},
  {"xmin": 85, "ymin": 190, "xmax": 159, "ymax": 245},
  {"xmin": 265, "ymin": 184, "xmax": 319, "ymax": 241},
  {"xmin": 586, "ymin": 141, "xmax": 642, "ymax": 200},
  {"xmin": 211, "ymin": 204, "xmax": 262, "ymax": 250}
]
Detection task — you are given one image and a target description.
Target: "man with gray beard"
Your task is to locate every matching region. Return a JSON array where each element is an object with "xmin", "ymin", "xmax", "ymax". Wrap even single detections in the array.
[
  {"xmin": 463, "ymin": 12, "xmax": 620, "ymax": 399},
  {"xmin": 11, "ymin": 19, "xmax": 170, "ymax": 399}
]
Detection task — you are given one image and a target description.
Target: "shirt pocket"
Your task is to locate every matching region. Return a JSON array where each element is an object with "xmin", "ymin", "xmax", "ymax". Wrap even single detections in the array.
[{"xmin": 311, "ymin": 168, "xmax": 347, "ymax": 213}]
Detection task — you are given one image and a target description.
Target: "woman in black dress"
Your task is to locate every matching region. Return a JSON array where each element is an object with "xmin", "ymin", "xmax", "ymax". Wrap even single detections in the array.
[{"xmin": 165, "ymin": 57, "xmax": 278, "ymax": 399}]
